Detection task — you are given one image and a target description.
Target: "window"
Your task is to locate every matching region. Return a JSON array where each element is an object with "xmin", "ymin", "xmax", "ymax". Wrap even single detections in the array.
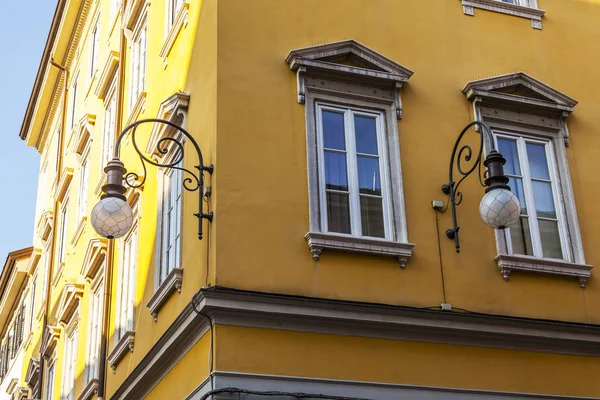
[
  {"xmin": 45, "ymin": 362, "xmax": 55, "ymax": 400},
  {"xmin": 110, "ymin": 0, "xmax": 121, "ymax": 21},
  {"xmin": 57, "ymin": 199, "xmax": 69, "ymax": 266},
  {"xmin": 89, "ymin": 18, "xmax": 100, "ymax": 78},
  {"xmin": 77, "ymin": 157, "xmax": 90, "ymax": 222},
  {"xmin": 61, "ymin": 326, "xmax": 78, "ymax": 400},
  {"xmin": 41, "ymin": 240, "xmax": 52, "ymax": 305},
  {"xmin": 286, "ymin": 40, "xmax": 415, "ymax": 265},
  {"xmin": 85, "ymin": 278, "xmax": 103, "ymax": 384},
  {"xmin": 159, "ymin": 165, "xmax": 183, "ymax": 284},
  {"xmin": 464, "ymin": 72, "xmax": 590, "ymax": 286},
  {"xmin": 116, "ymin": 220, "xmax": 138, "ymax": 340},
  {"xmin": 29, "ymin": 279, "xmax": 37, "ymax": 331},
  {"xmin": 501, "ymin": 0, "xmax": 529, "ymax": 5},
  {"xmin": 316, "ymin": 105, "xmax": 392, "ymax": 239},
  {"xmin": 101, "ymin": 85, "xmax": 117, "ymax": 171},
  {"xmin": 496, "ymin": 135, "xmax": 568, "ymax": 261},
  {"xmin": 130, "ymin": 21, "xmax": 147, "ymax": 107},
  {"xmin": 70, "ymin": 75, "xmax": 79, "ymax": 130},
  {"xmin": 167, "ymin": 0, "xmax": 184, "ymax": 28}
]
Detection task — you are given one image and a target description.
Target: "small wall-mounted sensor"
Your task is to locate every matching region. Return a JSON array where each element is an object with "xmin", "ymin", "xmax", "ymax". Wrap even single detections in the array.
[
  {"xmin": 441, "ymin": 303, "xmax": 452, "ymax": 311},
  {"xmin": 203, "ymin": 186, "xmax": 212, "ymax": 197},
  {"xmin": 432, "ymin": 200, "xmax": 444, "ymax": 210}
]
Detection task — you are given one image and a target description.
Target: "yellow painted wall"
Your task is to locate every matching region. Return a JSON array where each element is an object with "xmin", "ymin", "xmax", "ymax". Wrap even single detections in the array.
[
  {"xmin": 212, "ymin": 0, "xmax": 600, "ymax": 323},
  {"xmin": 217, "ymin": 325, "xmax": 600, "ymax": 398}
]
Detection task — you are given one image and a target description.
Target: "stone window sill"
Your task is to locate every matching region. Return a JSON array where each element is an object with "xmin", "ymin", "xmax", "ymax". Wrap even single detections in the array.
[
  {"xmin": 461, "ymin": 0, "xmax": 545, "ymax": 29},
  {"xmin": 305, "ymin": 232, "xmax": 415, "ymax": 269},
  {"xmin": 159, "ymin": 2, "xmax": 189, "ymax": 68},
  {"xmin": 147, "ymin": 268, "xmax": 183, "ymax": 321},
  {"xmin": 495, "ymin": 254, "xmax": 593, "ymax": 288},
  {"xmin": 77, "ymin": 378, "xmax": 98, "ymax": 400},
  {"xmin": 108, "ymin": 331, "xmax": 135, "ymax": 372}
]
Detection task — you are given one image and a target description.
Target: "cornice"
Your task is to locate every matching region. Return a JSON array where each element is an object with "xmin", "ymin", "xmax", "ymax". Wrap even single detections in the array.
[{"xmin": 111, "ymin": 287, "xmax": 600, "ymax": 399}]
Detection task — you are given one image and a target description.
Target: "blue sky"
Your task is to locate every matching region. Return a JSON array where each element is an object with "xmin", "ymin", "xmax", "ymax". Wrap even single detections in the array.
[{"xmin": 0, "ymin": 1, "xmax": 57, "ymax": 261}]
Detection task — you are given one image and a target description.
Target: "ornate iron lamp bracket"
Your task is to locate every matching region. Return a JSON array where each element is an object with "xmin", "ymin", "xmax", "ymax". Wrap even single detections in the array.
[
  {"xmin": 441, "ymin": 121, "xmax": 510, "ymax": 253},
  {"xmin": 105, "ymin": 118, "xmax": 214, "ymax": 240}
]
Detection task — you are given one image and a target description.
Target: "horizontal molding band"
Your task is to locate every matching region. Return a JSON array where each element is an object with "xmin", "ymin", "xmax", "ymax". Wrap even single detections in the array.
[{"xmin": 111, "ymin": 287, "xmax": 600, "ymax": 399}]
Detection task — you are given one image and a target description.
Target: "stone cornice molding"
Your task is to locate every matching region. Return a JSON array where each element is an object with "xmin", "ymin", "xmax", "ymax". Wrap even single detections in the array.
[
  {"xmin": 56, "ymin": 282, "xmax": 84, "ymax": 325},
  {"xmin": 71, "ymin": 113, "xmax": 96, "ymax": 155},
  {"xmin": 41, "ymin": 325, "xmax": 61, "ymax": 358},
  {"xmin": 54, "ymin": 167, "xmax": 74, "ymax": 202},
  {"xmin": 95, "ymin": 51, "xmax": 120, "ymax": 99},
  {"xmin": 463, "ymin": 72, "xmax": 577, "ymax": 116},
  {"xmin": 286, "ymin": 40, "xmax": 413, "ymax": 119},
  {"xmin": 80, "ymin": 238, "xmax": 107, "ymax": 281},
  {"xmin": 111, "ymin": 287, "xmax": 600, "ymax": 399},
  {"xmin": 108, "ymin": 331, "xmax": 135, "ymax": 372},
  {"xmin": 461, "ymin": 0, "xmax": 545, "ymax": 29}
]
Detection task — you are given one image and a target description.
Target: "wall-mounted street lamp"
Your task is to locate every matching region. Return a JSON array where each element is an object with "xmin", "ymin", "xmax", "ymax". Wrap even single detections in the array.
[
  {"xmin": 90, "ymin": 119, "xmax": 213, "ymax": 240},
  {"xmin": 441, "ymin": 121, "xmax": 521, "ymax": 253}
]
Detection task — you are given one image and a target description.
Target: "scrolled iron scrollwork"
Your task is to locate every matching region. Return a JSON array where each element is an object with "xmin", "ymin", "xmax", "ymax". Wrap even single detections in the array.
[
  {"xmin": 114, "ymin": 118, "xmax": 214, "ymax": 239},
  {"xmin": 441, "ymin": 121, "xmax": 497, "ymax": 253}
]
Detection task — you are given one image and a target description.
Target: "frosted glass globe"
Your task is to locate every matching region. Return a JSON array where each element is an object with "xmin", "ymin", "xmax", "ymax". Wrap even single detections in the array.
[
  {"xmin": 91, "ymin": 197, "xmax": 134, "ymax": 239},
  {"xmin": 479, "ymin": 189, "xmax": 521, "ymax": 230}
]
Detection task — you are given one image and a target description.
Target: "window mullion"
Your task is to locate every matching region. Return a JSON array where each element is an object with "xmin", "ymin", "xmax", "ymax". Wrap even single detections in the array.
[
  {"xmin": 315, "ymin": 105, "xmax": 329, "ymax": 234},
  {"xmin": 345, "ymin": 110, "xmax": 361, "ymax": 237},
  {"xmin": 518, "ymin": 137, "xmax": 543, "ymax": 257},
  {"xmin": 545, "ymin": 140, "xmax": 572, "ymax": 262}
]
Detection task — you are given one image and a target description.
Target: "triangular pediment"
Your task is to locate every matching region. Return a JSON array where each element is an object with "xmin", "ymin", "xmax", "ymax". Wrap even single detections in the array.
[
  {"xmin": 56, "ymin": 282, "xmax": 84, "ymax": 325},
  {"xmin": 286, "ymin": 40, "xmax": 413, "ymax": 82},
  {"xmin": 463, "ymin": 72, "xmax": 577, "ymax": 114},
  {"xmin": 25, "ymin": 358, "xmax": 40, "ymax": 385}
]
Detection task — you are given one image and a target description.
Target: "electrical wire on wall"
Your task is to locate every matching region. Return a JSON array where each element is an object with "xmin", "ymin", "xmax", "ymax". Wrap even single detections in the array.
[
  {"xmin": 198, "ymin": 387, "xmax": 371, "ymax": 400},
  {"xmin": 191, "ymin": 292, "xmax": 214, "ymax": 375},
  {"xmin": 434, "ymin": 204, "xmax": 449, "ymax": 304}
]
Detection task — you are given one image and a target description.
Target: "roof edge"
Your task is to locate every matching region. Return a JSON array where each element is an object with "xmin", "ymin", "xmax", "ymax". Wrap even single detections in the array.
[{"xmin": 19, "ymin": 0, "xmax": 67, "ymax": 141}]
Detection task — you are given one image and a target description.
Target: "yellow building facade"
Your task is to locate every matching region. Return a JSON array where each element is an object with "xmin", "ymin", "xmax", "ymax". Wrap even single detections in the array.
[{"xmin": 12, "ymin": 0, "xmax": 600, "ymax": 399}]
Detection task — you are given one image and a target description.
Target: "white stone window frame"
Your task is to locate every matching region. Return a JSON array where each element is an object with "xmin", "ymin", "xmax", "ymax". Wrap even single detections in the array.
[
  {"xmin": 464, "ymin": 72, "xmax": 592, "ymax": 287},
  {"xmin": 88, "ymin": 13, "xmax": 101, "ymax": 80},
  {"xmin": 159, "ymin": 0, "xmax": 189, "ymax": 67},
  {"xmin": 95, "ymin": 78, "xmax": 118, "ymax": 196},
  {"xmin": 286, "ymin": 40, "xmax": 415, "ymax": 267},
  {"xmin": 461, "ymin": 0, "xmax": 545, "ymax": 30},
  {"xmin": 83, "ymin": 272, "xmax": 103, "ymax": 389},
  {"xmin": 44, "ymin": 355, "xmax": 56, "ymax": 400},
  {"xmin": 129, "ymin": 15, "xmax": 148, "ymax": 112},
  {"xmin": 315, "ymin": 103, "xmax": 394, "ymax": 240},
  {"xmin": 55, "ymin": 194, "xmax": 70, "ymax": 285},
  {"xmin": 145, "ymin": 93, "xmax": 189, "ymax": 320},
  {"xmin": 60, "ymin": 312, "xmax": 79, "ymax": 400},
  {"xmin": 70, "ymin": 71, "xmax": 80, "ymax": 131}
]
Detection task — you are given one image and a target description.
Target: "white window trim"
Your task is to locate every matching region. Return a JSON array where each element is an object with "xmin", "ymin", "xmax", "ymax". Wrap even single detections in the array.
[
  {"xmin": 493, "ymin": 133, "xmax": 570, "ymax": 262},
  {"xmin": 461, "ymin": 0, "xmax": 545, "ymax": 29},
  {"xmin": 159, "ymin": 0, "xmax": 189, "ymax": 67},
  {"xmin": 88, "ymin": 15, "xmax": 100, "ymax": 79},
  {"xmin": 44, "ymin": 357, "xmax": 56, "ymax": 400},
  {"xmin": 315, "ymin": 103, "xmax": 394, "ymax": 240},
  {"xmin": 465, "ymin": 72, "xmax": 591, "ymax": 286},
  {"xmin": 287, "ymin": 40, "xmax": 415, "ymax": 267},
  {"xmin": 129, "ymin": 16, "xmax": 148, "ymax": 112},
  {"xmin": 60, "ymin": 314, "xmax": 78, "ymax": 400},
  {"xmin": 96, "ymin": 79, "xmax": 118, "ymax": 196},
  {"xmin": 84, "ymin": 273, "xmax": 103, "ymax": 386}
]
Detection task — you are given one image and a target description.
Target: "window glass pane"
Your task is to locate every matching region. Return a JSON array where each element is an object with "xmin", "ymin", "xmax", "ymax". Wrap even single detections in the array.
[
  {"xmin": 324, "ymin": 151, "xmax": 348, "ymax": 191},
  {"xmin": 526, "ymin": 142, "xmax": 550, "ymax": 180},
  {"xmin": 354, "ymin": 115, "xmax": 378, "ymax": 155},
  {"xmin": 357, "ymin": 156, "xmax": 381, "ymax": 196},
  {"xmin": 532, "ymin": 181, "xmax": 556, "ymax": 219},
  {"xmin": 360, "ymin": 196, "xmax": 385, "ymax": 238},
  {"xmin": 326, "ymin": 192, "xmax": 351, "ymax": 234},
  {"xmin": 322, "ymin": 111, "xmax": 345, "ymax": 150},
  {"xmin": 538, "ymin": 219, "xmax": 563, "ymax": 259},
  {"xmin": 510, "ymin": 216, "xmax": 534, "ymax": 256},
  {"xmin": 508, "ymin": 177, "xmax": 527, "ymax": 215},
  {"xmin": 498, "ymin": 138, "xmax": 520, "ymax": 176}
]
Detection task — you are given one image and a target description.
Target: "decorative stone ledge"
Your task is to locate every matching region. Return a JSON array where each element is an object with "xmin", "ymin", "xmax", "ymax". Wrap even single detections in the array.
[
  {"xmin": 461, "ymin": 0, "xmax": 545, "ymax": 29},
  {"xmin": 78, "ymin": 378, "xmax": 98, "ymax": 400},
  {"xmin": 147, "ymin": 268, "xmax": 183, "ymax": 321},
  {"xmin": 305, "ymin": 232, "xmax": 415, "ymax": 269},
  {"xmin": 108, "ymin": 331, "xmax": 135, "ymax": 372},
  {"xmin": 495, "ymin": 254, "xmax": 593, "ymax": 288}
]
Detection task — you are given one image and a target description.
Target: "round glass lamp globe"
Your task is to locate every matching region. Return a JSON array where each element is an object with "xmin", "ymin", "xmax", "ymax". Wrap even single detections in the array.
[
  {"xmin": 479, "ymin": 189, "xmax": 521, "ymax": 230},
  {"xmin": 91, "ymin": 197, "xmax": 134, "ymax": 239}
]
